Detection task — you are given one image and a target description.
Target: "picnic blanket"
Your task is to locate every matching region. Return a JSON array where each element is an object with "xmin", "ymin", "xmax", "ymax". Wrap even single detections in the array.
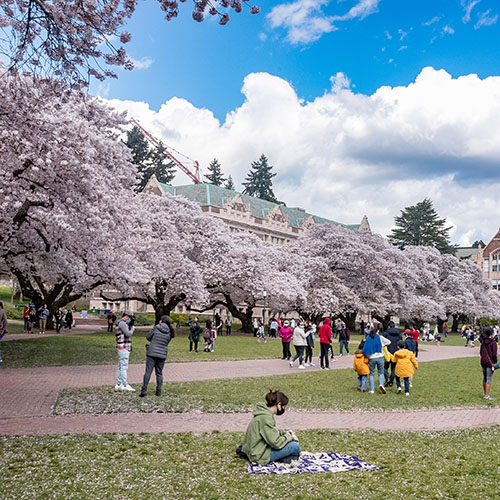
[{"xmin": 248, "ymin": 452, "xmax": 382, "ymax": 474}]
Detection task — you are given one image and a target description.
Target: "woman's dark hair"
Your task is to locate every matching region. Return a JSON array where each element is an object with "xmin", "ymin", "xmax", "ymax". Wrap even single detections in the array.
[
  {"xmin": 206, "ymin": 319, "xmax": 212, "ymax": 329},
  {"xmin": 161, "ymin": 315, "xmax": 175, "ymax": 338},
  {"xmin": 481, "ymin": 327, "xmax": 493, "ymax": 341},
  {"xmin": 369, "ymin": 328, "xmax": 377, "ymax": 339},
  {"xmin": 265, "ymin": 389, "xmax": 289, "ymax": 407},
  {"xmin": 397, "ymin": 340, "xmax": 406, "ymax": 349}
]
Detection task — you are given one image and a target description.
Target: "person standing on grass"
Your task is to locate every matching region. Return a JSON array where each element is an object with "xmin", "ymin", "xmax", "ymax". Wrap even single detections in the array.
[
  {"xmin": 107, "ymin": 311, "xmax": 117, "ymax": 332},
  {"xmin": 480, "ymin": 328, "xmax": 498, "ymax": 401},
  {"xmin": 139, "ymin": 315, "xmax": 174, "ymax": 397},
  {"xmin": 225, "ymin": 316, "xmax": 232, "ymax": 335},
  {"xmin": 304, "ymin": 321, "xmax": 315, "ymax": 367},
  {"xmin": 290, "ymin": 321, "xmax": 308, "ymax": 369},
  {"xmin": 279, "ymin": 320, "xmax": 293, "ymax": 360},
  {"xmin": 411, "ymin": 325, "xmax": 420, "ymax": 357},
  {"xmin": 353, "ymin": 340, "xmax": 369, "ymax": 392},
  {"xmin": 338, "ymin": 322, "xmax": 350, "ymax": 356},
  {"xmin": 363, "ymin": 328, "xmax": 390, "ymax": 394},
  {"xmin": 319, "ymin": 317, "xmax": 332, "ymax": 370},
  {"xmin": 269, "ymin": 318, "xmax": 278, "ymax": 339},
  {"xmin": 391, "ymin": 340, "xmax": 418, "ymax": 396},
  {"xmin": 38, "ymin": 304, "xmax": 49, "ymax": 335},
  {"xmin": 257, "ymin": 320, "xmax": 266, "ymax": 343},
  {"xmin": 0, "ymin": 302, "xmax": 7, "ymax": 363},
  {"xmin": 189, "ymin": 316, "xmax": 202, "ymax": 352},
  {"xmin": 240, "ymin": 390, "xmax": 300, "ymax": 465},
  {"xmin": 253, "ymin": 317, "xmax": 258, "ymax": 337},
  {"xmin": 383, "ymin": 321, "xmax": 402, "ymax": 387},
  {"xmin": 114, "ymin": 310, "xmax": 136, "ymax": 392}
]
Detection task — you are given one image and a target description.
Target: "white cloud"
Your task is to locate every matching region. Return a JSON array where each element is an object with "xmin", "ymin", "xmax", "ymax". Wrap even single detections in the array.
[
  {"xmin": 442, "ymin": 25, "xmax": 455, "ymax": 35},
  {"xmin": 423, "ymin": 16, "xmax": 441, "ymax": 26},
  {"xmin": 105, "ymin": 68, "xmax": 500, "ymax": 244},
  {"xmin": 461, "ymin": 0, "xmax": 480, "ymax": 23},
  {"xmin": 475, "ymin": 9, "xmax": 498, "ymax": 29},
  {"xmin": 267, "ymin": 0, "xmax": 380, "ymax": 45},
  {"xmin": 129, "ymin": 56, "xmax": 154, "ymax": 70}
]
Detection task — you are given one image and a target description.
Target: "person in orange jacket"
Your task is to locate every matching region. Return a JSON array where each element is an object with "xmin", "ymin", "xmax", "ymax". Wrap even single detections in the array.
[
  {"xmin": 353, "ymin": 341, "xmax": 369, "ymax": 392},
  {"xmin": 391, "ymin": 340, "xmax": 418, "ymax": 396}
]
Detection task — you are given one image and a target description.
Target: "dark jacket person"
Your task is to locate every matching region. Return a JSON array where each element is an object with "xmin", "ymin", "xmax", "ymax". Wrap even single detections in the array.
[{"xmin": 139, "ymin": 315, "xmax": 174, "ymax": 397}]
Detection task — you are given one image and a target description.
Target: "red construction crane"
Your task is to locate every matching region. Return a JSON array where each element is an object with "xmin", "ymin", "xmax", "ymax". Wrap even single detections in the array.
[{"xmin": 130, "ymin": 118, "xmax": 201, "ymax": 184}]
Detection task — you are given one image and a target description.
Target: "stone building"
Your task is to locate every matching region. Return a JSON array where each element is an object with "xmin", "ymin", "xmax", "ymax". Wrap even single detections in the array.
[
  {"xmin": 90, "ymin": 178, "xmax": 370, "ymax": 315},
  {"xmin": 465, "ymin": 229, "xmax": 500, "ymax": 291}
]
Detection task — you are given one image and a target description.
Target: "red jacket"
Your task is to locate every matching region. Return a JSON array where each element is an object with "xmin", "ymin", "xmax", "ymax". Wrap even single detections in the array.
[
  {"xmin": 411, "ymin": 329, "xmax": 419, "ymax": 343},
  {"xmin": 318, "ymin": 318, "xmax": 332, "ymax": 344}
]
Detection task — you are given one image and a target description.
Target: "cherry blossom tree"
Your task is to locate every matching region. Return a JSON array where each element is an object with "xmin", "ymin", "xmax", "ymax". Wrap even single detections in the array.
[
  {"xmin": 0, "ymin": 73, "xmax": 137, "ymax": 322},
  {"xmin": 0, "ymin": 0, "xmax": 260, "ymax": 86}
]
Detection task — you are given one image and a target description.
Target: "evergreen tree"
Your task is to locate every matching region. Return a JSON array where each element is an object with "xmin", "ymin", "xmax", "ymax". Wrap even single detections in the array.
[
  {"xmin": 149, "ymin": 143, "xmax": 176, "ymax": 186},
  {"xmin": 388, "ymin": 198, "xmax": 457, "ymax": 254},
  {"xmin": 126, "ymin": 126, "xmax": 176, "ymax": 192},
  {"xmin": 224, "ymin": 175, "xmax": 235, "ymax": 190},
  {"xmin": 204, "ymin": 158, "xmax": 226, "ymax": 186},
  {"xmin": 242, "ymin": 154, "xmax": 278, "ymax": 203}
]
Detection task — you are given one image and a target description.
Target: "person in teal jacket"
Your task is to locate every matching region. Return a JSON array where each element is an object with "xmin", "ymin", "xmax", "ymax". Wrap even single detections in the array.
[{"xmin": 241, "ymin": 390, "xmax": 300, "ymax": 464}]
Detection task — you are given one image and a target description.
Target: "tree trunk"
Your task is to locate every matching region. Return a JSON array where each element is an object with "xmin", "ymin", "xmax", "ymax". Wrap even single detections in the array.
[
  {"xmin": 436, "ymin": 317, "xmax": 445, "ymax": 334},
  {"xmin": 339, "ymin": 311, "xmax": 357, "ymax": 332},
  {"xmin": 371, "ymin": 313, "xmax": 392, "ymax": 331}
]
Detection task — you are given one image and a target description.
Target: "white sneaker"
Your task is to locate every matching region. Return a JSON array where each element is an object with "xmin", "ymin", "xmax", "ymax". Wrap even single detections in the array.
[
  {"xmin": 310, "ymin": 362, "xmax": 315, "ymax": 366},
  {"xmin": 122, "ymin": 384, "xmax": 136, "ymax": 392},
  {"xmin": 405, "ymin": 393, "xmax": 410, "ymax": 396},
  {"xmin": 299, "ymin": 365, "xmax": 305, "ymax": 370},
  {"xmin": 289, "ymin": 361, "xmax": 294, "ymax": 367},
  {"xmin": 369, "ymin": 390, "xmax": 374, "ymax": 394},
  {"xmin": 304, "ymin": 363, "xmax": 310, "ymax": 367},
  {"xmin": 114, "ymin": 384, "xmax": 123, "ymax": 391}
]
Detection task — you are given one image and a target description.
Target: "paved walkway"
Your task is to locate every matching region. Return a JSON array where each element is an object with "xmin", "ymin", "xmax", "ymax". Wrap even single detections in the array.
[{"xmin": 0, "ymin": 344, "xmax": 491, "ymax": 436}]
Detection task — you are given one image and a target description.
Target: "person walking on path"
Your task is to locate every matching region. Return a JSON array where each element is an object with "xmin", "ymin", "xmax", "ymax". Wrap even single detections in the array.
[
  {"xmin": 257, "ymin": 320, "xmax": 266, "ymax": 344},
  {"xmin": 480, "ymin": 328, "xmax": 498, "ymax": 401},
  {"xmin": 139, "ymin": 315, "xmax": 174, "ymax": 397},
  {"xmin": 0, "ymin": 302, "xmax": 7, "ymax": 363},
  {"xmin": 38, "ymin": 304, "xmax": 49, "ymax": 335},
  {"xmin": 114, "ymin": 311, "xmax": 136, "ymax": 391},
  {"xmin": 240, "ymin": 390, "xmax": 300, "ymax": 465},
  {"xmin": 23, "ymin": 305, "xmax": 30, "ymax": 332},
  {"xmin": 363, "ymin": 328, "xmax": 391, "ymax": 394},
  {"xmin": 338, "ymin": 322, "xmax": 350, "ymax": 356},
  {"xmin": 383, "ymin": 321, "xmax": 402, "ymax": 386},
  {"xmin": 279, "ymin": 320, "xmax": 293, "ymax": 360},
  {"xmin": 290, "ymin": 321, "xmax": 308, "ymax": 369},
  {"xmin": 319, "ymin": 317, "xmax": 332, "ymax": 370},
  {"xmin": 304, "ymin": 321, "xmax": 315, "ymax": 367},
  {"xmin": 189, "ymin": 316, "xmax": 202, "ymax": 352},
  {"xmin": 391, "ymin": 340, "xmax": 418, "ymax": 396}
]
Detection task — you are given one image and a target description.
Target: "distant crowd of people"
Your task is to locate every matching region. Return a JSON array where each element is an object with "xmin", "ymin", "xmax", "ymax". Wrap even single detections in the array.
[{"xmin": 23, "ymin": 302, "xmax": 76, "ymax": 334}]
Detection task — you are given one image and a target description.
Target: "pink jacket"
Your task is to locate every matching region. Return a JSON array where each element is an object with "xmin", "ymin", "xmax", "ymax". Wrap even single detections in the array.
[{"xmin": 279, "ymin": 326, "xmax": 293, "ymax": 343}]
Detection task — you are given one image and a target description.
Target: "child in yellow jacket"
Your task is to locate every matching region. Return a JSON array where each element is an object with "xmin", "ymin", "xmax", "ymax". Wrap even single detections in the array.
[
  {"xmin": 391, "ymin": 340, "xmax": 418, "ymax": 396},
  {"xmin": 353, "ymin": 341, "xmax": 370, "ymax": 392}
]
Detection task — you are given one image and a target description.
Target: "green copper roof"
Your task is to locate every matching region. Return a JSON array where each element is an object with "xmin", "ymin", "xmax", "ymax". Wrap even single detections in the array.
[{"xmin": 158, "ymin": 182, "xmax": 360, "ymax": 230}]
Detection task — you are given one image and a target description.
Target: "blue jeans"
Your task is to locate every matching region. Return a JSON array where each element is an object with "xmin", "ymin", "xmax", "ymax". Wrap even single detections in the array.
[
  {"xmin": 116, "ymin": 349, "xmax": 130, "ymax": 386},
  {"xmin": 396, "ymin": 377, "xmax": 410, "ymax": 393},
  {"xmin": 269, "ymin": 440, "xmax": 301, "ymax": 463},
  {"xmin": 339, "ymin": 339, "xmax": 349, "ymax": 355},
  {"xmin": 369, "ymin": 357, "xmax": 385, "ymax": 391},
  {"xmin": 357, "ymin": 374, "xmax": 367, "ymax": 391},
  {"xmin": 210, "ymin": 338, "xmax": 215, "ymax": 352}
]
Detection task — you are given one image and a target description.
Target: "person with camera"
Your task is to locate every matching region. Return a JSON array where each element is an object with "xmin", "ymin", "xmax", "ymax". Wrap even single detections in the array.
[{"xmin": 114, "ymin": 310, "xmax": 136, "ymax": 391}]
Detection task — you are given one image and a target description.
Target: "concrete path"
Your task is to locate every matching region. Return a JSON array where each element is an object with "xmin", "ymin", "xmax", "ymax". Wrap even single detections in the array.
[{"xmin": 0, "ymin": 344, "xmax": 488, "ymax": 436}]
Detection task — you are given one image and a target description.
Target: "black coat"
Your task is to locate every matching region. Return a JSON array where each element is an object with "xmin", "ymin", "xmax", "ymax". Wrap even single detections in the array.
[
  {"xmin": 146, "ymin": 322, "xmax": 172, "ymax": 359},
  {"xmin": 383, "ymin": 327, "xmax": 403, "ymax": 355}
]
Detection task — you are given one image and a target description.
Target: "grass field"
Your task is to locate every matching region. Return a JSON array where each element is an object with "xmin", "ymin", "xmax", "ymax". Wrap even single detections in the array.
[
  {"xmin": 1, "ymin": 427, "xmax": 499, "ymax": 499},
  {"xmin": 53, "ymin": 357, "xmax": 496, "ymax": 415}
]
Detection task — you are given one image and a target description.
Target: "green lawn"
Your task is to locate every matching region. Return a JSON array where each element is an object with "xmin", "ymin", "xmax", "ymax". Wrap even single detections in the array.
[
  {"xmin": 54, "ymin": 357, "xmax": 495, "ymax": 415},
  {"xmin": 0, "ymin": 331, "xmax": 286, "ymax": 368},
  {"xmin": 1, "ymin": 428, "xmax": 499, "ymax": 499}
]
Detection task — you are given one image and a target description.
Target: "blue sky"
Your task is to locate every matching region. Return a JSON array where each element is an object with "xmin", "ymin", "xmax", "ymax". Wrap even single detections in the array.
[
  {"xmin": 97, "ymin": 0, "xmax": 500, "ymax": 119},
  {"xmin": 101, "ymin": 0, "xmax": 500, "ymax": 244}
]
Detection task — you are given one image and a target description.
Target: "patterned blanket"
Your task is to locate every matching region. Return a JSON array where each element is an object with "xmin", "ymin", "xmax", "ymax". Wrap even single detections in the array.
[{"xmin": 248, "ymin": 452, "xmax": 382, "ymax": 474}]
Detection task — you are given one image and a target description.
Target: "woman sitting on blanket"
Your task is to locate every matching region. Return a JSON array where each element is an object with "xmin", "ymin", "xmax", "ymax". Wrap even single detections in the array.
[{"xmin": 240, "ymin": 389, "xmax": 300, "ymax": 464}]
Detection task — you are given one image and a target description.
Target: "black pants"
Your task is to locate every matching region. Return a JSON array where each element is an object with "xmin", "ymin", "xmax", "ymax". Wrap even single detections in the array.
[
  {"xmin": 292, "ymin": 345, "xmax": 305, "ymax": 364},
  {"xmin": 226, "ymin": 326, "xmax": 231, "ymax": 335},
  {"xmin": 189, "ymin": 340, "xmax": 198, "ymax": 352},
  {"xmin": 282, "ymin": 341, "xmax": 291, "ymax": 360},
  {"xmin": 385, "ymin": 360, "xmax": 397, "ymax": 384},
  {"xmin": 320, "ymin": 343, "xmax": 330, "ymax": 368},
  {"xmin": 107, "ymin": 322, "xmax": 113, "ymax": 332},
  {"xmin": 141, "ymin": 356, "xmax": 166, "ymax": 394},
  {"xmin": 305, "ymin": 346, "xmax": 313, "ymax": 364}
]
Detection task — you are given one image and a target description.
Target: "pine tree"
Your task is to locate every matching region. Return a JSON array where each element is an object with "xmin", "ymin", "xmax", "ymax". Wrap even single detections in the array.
[
  {"xmin": 204, "ymin": 158, "xmax": 226, "ymax": 186},
  {"xmin": 388, "ymin": 198, "xmax": 457, "ymax": 254},
  {"xmin": 126, "ymin": 127, "xmax": 176, "ymax": 192},
  {"xmin": 224, "ymin": 175, "xmax": 235, "ymax": 190},
  {"xmin": 149, "ymin": 142, "xmax": 176, "ymax": 186},
  {"xmin": 242, "ymin": 154, "xmax": 278, "ymax": 203}
]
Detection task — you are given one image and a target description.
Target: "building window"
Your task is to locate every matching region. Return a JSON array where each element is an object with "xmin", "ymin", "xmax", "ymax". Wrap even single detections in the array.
[
  {"xmin": 493, "ymin": 279, "xmax": 498, "ymax": 290},
  {"xmin": 484, "ymin": 259, "xmax": 490, "ymax": 273},
  {"xmin": 493, "ymin": 256, "xmax": 499, "ymax": 273}
]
